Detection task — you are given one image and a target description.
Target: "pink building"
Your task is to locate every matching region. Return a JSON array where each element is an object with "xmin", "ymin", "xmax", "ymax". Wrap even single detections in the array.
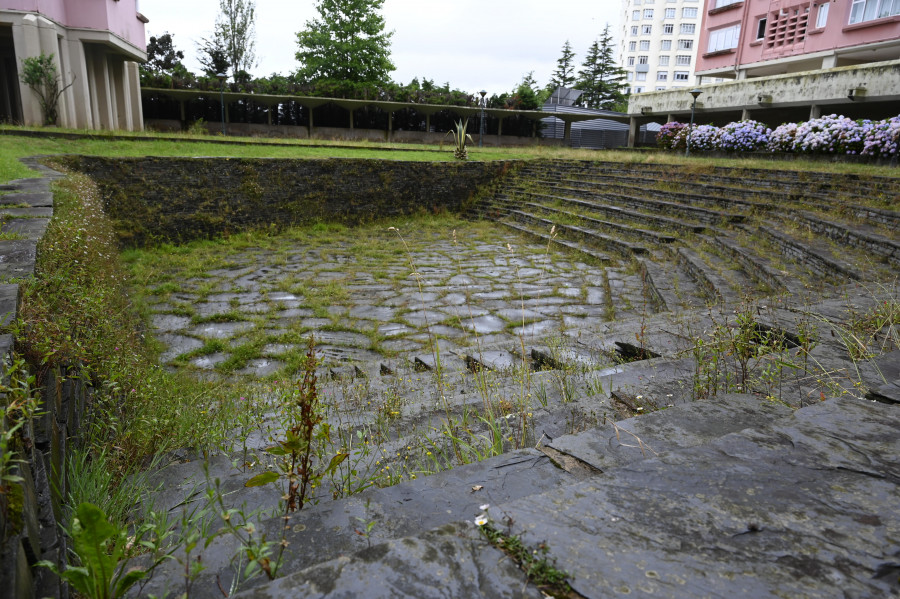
[
  {"xmin": 696, "ymin": 0, "xmax": 900, "ymax": 80},
  {"xmin": 0, "ymin": 0, "xmax": 148, "ymax": 129}
]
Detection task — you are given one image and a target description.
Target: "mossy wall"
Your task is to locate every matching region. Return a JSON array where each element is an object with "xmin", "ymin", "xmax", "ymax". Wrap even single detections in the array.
[{"xmin": 60, "ymin": 157, "xmax": 519, "ymax": 246}]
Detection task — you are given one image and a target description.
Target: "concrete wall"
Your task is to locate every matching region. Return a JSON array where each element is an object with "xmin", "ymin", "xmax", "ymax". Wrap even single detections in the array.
[
  {"xmin": 59, "ymin": 156, "xmax": 523, "ymax": 246},
  {"xmin": 627, "ymin": 58, "xmax": 900, "ymax": 126},
  {"xmin": 2, "ymin": 0, "xmax": 146, "ymax": 51}
]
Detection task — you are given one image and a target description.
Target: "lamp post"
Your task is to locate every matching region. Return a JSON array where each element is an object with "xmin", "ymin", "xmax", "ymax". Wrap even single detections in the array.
[
  {"xmin": 216, "ymin": 72, "xmax": 227, "ymax": 136},
  {"xmin": 479, "ymin": 90, "xmax": 487, "ymax": 148},
  {"xmin": 685, "ymin": 88, "xmax": 702, "ymax": 157}
]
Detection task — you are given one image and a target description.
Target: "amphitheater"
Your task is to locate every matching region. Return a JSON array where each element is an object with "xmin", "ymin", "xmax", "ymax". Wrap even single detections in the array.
[{"xmin": 5, "ymin": 154, "xmax": 900, "ymax": 598}]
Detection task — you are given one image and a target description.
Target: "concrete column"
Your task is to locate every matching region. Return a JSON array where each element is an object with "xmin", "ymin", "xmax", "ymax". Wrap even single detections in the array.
[
  {"xmin": 627, "ymin": 116, "xmax": 639, "ymax": 147},
  {"xmin": 348, "ymin": 108, "xmax": 354, "ymax": 129},
  {"xmin": 809, "ymin": 104, "xmax": 822, "ymax": 119},
  {"xmin": 426, "ymin": 113, "xmax": 430, "ymax": 132},
  {"xmin": 65, "ymin": 40, "xmax": 92, "ymax": 129},
  {"xmin": 497, "ymin": 117, "xmax": 503, "ymax": 137},
  {"xmin": 110, "ymin": 57, "xmax": 131, "ymax": 130},
  {"xmin": 741, "ymin": 108, "xmax": 751, "ymax": 120},
  {"xmin": 307, "ymin": 105, "xmax": 314, "ymax": 136},
  {"xmin": 563, "ymin": 119, "xmax": 572, "ymax": 144},
  {"xmin": 387, "ymin": 110, "xmax": 392, "ymax": 141},
  {"xmin": 90, "ymin": 51, "xmax": 114, "ymax": 129},
  {"xmin": 125, "ymin": 61, "xmax": 142, "ymax": 131},
  {"xmin": 821, "ymin": 55, "xmax": 837, "ymax": 69},
  {"xmin": 666, "ymin": 113, "xmax": 676, "ymax": 123},
  {"xmin": 12, "ymin": 15, "xmax": 44, "ymax": 125}
]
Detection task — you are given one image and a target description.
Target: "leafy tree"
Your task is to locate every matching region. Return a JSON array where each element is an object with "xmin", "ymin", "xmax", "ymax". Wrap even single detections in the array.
[
  {"xmin": 576, "ymin": 25, "xmax": 628, "ymax": 110},
  {"xmin": 20, "ymin": 53, "xmax": 73, "ymax": 125},
  {"xmin": 548, "ymin": 40, "xmax": 577, "ymax": 91},
  {"xmin": 197, "ymin": 36, "xmax": 231, "ymax": 79},
  {"xmin": 144, "ymin": 33, "xmax": 185, "ymax": 75},
  {"xmin": 295, "ymin": 0, "xmax": 395, "ymax": 89},
  {"xmin": 215, "ymin": 0, "xmax": 257, "ymax": 80}
]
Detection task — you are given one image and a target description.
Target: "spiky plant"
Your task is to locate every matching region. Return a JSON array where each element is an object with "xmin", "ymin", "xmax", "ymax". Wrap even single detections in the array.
[{"xmin": 445, "ymin": 119, "xmax": 473, "ymax": 160}]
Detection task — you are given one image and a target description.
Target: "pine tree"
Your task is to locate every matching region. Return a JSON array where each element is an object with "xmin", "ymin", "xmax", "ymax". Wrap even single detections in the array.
[
  {"xmin": 548, "ymin": 40, "xmax": 577, "ymax": 91},
  {"xmin": 295, "ymin": 0, "xmax": 395, "ymax": 86},
  {"xmin": 576, "ymin": 25, "xmax": 628, "ymax": 110}
]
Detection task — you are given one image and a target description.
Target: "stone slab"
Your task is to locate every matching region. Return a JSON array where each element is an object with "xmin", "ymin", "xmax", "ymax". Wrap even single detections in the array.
[
  {"xmin": 233, "ymin": 523, "xmax": 544, "ymax": 599},
  {"xmin": 548, "ymin": 393, "xmax": 793, "ymax": 472},
  {"xmin": 502, "ymin": 397, "xmax": 899, "ymax": 598}
]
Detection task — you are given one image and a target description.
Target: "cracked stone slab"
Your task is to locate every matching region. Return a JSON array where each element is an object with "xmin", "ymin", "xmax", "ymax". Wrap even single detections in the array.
[
  {"xmin": 234, "ymin": 522, "xmax": 544, "ymax": 599},
  {"xmin": 547, "ymin": 393, "xmax": 793, "ymax": 472},
  {"xmin": 501, "ymin": 397, "xmax": 899, "ymax": 598}
]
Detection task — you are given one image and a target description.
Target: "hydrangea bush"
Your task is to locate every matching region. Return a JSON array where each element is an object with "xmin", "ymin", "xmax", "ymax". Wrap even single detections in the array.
[
  {"xmin": 658, "ymin": 114, "xmax": 900, "ymax": 158},
  {"xmin": 718, "ymin": 120, "xmax": 770, "ymax": 152}
]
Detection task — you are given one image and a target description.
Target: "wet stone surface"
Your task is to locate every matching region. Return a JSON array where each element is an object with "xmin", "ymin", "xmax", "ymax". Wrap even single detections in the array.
[{"xmin": 136, "ymin": 224, "xmax": 644, "ymax": 379}]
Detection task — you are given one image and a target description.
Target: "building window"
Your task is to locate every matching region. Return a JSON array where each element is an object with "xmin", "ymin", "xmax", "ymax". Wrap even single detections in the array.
[
  {"xmin": 634, "ymin": 86, "xmax": 645, "ymax": 93},
  {"xmin": 644, "ymin": 9, "xmax": 655, "ymax": 18},
  {"xmin": 657, "ymin": 71, "xmax": 668, "ymax": 81},
  {"xmin": 674, "ymin": 71, "xmax": 690, "ymax": 81},
  {"xmin": 816, "ymin": 2, "xmax": 829, "ymax": 27},
  {"xmin": 680, "ymin": 23, "xmax": 696, "ymax": 34},
  {"xmin": 636, "ymin": 72, "xmax": 647, "ymax": 81},
  {"xmin": 708, "ymin": 24, "xmax": 741, "ymax": 52},
  {"xmin": 659, "ymin": 55, "xmax": 670, "ymax": 65},
  {"xmin": 629, "ymin": 41, "xmax": 637, "ymax": 51},
  {"xmin": 756, "ymin": 17, "xmax": 767, "ymax": 39},
  {"xmin": 661, "ymin": 39, "xmax": 673, "ymax": 50},
  {"xmin": 626, "ymin": 73, "xmax": 633, "ymax": 81},
  {"xmin": 849, "ymin": 0, "xmax": 900, "ymax": 23},
  {"xmin": 642, "ymin": 24, "xmax": 653, "ymax": 34},
  {"xmin": 638, "ymin": 55, "xmax": 649, "ymax": 64},
  {"xmin": 633, "ymin": 10, "xmax": 640, "ymax": 20},
  {"xmin": 714, "ymin": 0, "xmax": 741, "ymax": 7},
  {"xmin": 678, "ymin": 39, "xmax": 694, "ymax": 49},
  {"xmin": 627, "ymin": 56, "xmax": 636, "ymax": 66},
  {"xmin": 676, "ymin": 54, "xmax": 692, "ymax": 65},
  {"xmin": 682, "ymin": 7, "xmax": 698, "ymax": 17},
  {"xmin": 664, "ymin": 23, "xmax": 675, "ymax": 33},
  {"xmin": 631, "ymin": 25, "xmax": 639, "ymax": 35},
  {"xmin": 639, "ymin": 40, "xmax": 651, "ymax": 50},
  {"xmin": 665, "ymin": 7, "xmax": 676, "ymax": 17},
  {"xmin": 656, "ymin": 86, "xmax": 667, "ymax": 90}
]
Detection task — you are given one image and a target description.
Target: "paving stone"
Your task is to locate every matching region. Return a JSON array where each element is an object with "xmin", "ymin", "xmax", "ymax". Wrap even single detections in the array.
[
  {"xmin": 236, "ymin": 359, "xmax": 285, "ymax": 377},
  {"xmin": 191, "ymin": 353, "xmax": 229, "ymax": 370},
  {"xmin": 460, "ymin": 315, "xmax": 507, "ymax": 334},
  {"xmin": 189, "ymin": 321, "xmax": 254, "ymax": 339},
  {"xmin": 464, "ymin": 350, "xmax": 519, "ymax": 372},
  {"xmin": 512, "ymin": 319, "xmax": 560, "ymax": 338},
  {"xmin": 348, "ymin": 305, "xmax": 396, "ymax": 321},
  {"xmin": 300, "ymin": 318, "xmax": 333, "ymax": 329},
  {"xmin": 377, "ymin": 322, "xmax": 413, "ymax": 337},
  {"xmin": 195, "ymin": 302, "xmax": 232, "ymax": 317},
  {"xmin": 158, "ymin": 334, "xmax": 205, "ymax": 362}
]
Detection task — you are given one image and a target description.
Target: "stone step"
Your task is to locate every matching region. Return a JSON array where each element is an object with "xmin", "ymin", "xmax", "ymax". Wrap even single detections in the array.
[
  {"xmin": 499, "ymin": 215, "xmax": 614, "ymax": 265},
  {"xmin": 789, "ymin": 210, "xmax": 900, "ymax": 268},
  {"xmin": 523, "ymin": 201, "xmax": 677, "ymax": 245},
  {"xmin": 518, "ymin": 190, "xmax": 706, "ymax": 235},
  {"xmin": 236, "ymin": 394, "xmax": 899, "ymax": 598},
  {"xmin": 756, "ymin": 224, "xmax": 862, "ymax": 282},
  {"xmin": 509, "ymin": 209, "xmax": 649, "ymax": 258}
]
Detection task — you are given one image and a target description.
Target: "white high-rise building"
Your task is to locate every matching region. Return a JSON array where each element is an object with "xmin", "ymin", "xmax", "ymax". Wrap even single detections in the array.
[{"xmin": 619, "ymin": 0, "xmax": 703, "ymax": 94}]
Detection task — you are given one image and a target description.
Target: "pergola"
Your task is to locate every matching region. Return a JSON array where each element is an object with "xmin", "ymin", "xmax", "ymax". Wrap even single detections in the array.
[{"xmin": 141, "ymin": 88, "xmax": 628, "ymax": 141}]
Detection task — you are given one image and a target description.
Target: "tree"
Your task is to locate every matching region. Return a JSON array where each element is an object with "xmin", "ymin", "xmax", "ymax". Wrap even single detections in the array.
[
  {"xmin": 576, "ymin": 25, "xmax": 628, "ymax": 111},
  {"xmin": 214, "ymin": 0, "xmax": 256, "ymax": 80},
  {"xmin": 21, "ymin": 53, "xmax": 73, "ymax": 125},
  {"xmin": 548, "ymin": 40, "xmax": 577, "ymax": 91},
  {"xmin": 295, "ymin": 0, "xmax": 395, "ymax": 88},
  {"xmin": 143, "ymin": 33, "xmax": 185, "ymax": 75},
  {"xmin": 197, "ymin": 36, "xmax": 231, "ymax": 78}
]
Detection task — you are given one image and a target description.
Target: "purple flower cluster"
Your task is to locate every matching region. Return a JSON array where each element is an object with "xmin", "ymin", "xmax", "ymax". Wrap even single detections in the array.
[
  {"xmin": 658, "ymin": 114, "xmax": 900, "ymax": 158},
  {"xmin": 656, "ymin": 121, "xmax": 686, "ymax": 149},
  {"xmin": 861, "ymin": 116, "xmax": 900, "ymax": 157},
  {"xmin": 718, "ymin": 120, "xmax": 771, "ymax": 152}
]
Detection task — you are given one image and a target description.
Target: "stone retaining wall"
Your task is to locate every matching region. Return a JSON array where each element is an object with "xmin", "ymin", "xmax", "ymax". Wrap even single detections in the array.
[
  {"xmin": 59, "ymin": 157, "xmax": 520, "ymax": 246},
  {"xmin": 0, "ymin": 160, "xmax": 86, "ymax": 599}
]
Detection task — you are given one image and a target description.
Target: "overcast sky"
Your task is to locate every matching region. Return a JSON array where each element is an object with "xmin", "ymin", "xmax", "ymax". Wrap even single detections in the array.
[{"xmin": 143, "ymin": 0, "xmax": 623, "ymax": 94}]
